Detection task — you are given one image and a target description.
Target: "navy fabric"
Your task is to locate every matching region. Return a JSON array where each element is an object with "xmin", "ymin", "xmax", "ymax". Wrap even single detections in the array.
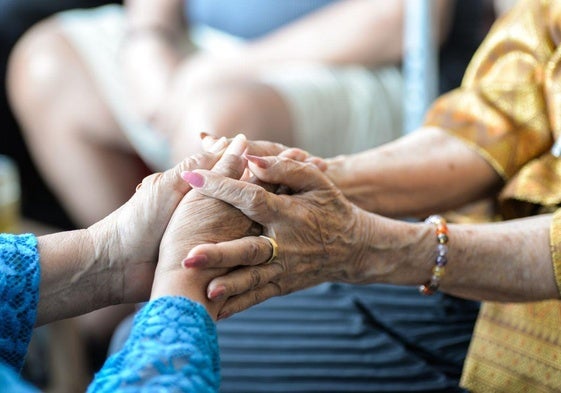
[
  {"xmin": 187, "ymin": 0, "xmax": 339, "ymax": 40},
  {"xmin": 216, "ymin": 283, "xmax": 476, "ymax": 392},
  {"xmin": 112, "ymin": 283, "xmax": 476, "ymax": 392}
]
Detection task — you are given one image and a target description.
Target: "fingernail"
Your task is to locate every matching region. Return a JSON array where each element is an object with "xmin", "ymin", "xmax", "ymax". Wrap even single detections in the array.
[
  {"xmin": 208, "ymin": 285, "xmax": 226, "ymax": 301},
  {"xmin": 208, "ymin": 136, "xmax": 228, "ymax": 153},
  {"xmin": 182, "ymin": 254, "xmax": 207, "ymax": 268},
  {"xmin": 217, "ymin": 311, "xmax": 232, "ymax": 321},
  {"xmin": 181, "ymin": 171, "xmax": 205, "ymax": 188},
  {"xmin": 199, "ymin": 131, "xmax": 212, "ymax": 140},
  {"xmin": 245, "ymin": 154, "xmax": 269, "ymax": 169},
  {"xmin": 224, "ymin": 134, "xmax": 247, "ymax": 155}
]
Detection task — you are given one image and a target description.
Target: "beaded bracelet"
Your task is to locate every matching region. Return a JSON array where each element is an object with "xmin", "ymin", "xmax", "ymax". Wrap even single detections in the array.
[{"xmin": 419, "ymin": 215, "xmax": 449, "ymax": 296}]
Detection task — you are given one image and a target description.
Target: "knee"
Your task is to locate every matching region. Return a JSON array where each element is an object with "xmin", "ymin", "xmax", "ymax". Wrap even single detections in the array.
[
  {"xmin": 7, "ymin": 18, "xmax": 75, "ymax": 121},
  {"xmin": 170, "ymin": 82, "xmax": 292, "ymax": 162},
  {"xmin": 185, "ymin": 83, "xmax": 275, "ymax": 137},
  {"xmin": 167, "ymin": 84, "xmax": 267, "ymax": 162}
]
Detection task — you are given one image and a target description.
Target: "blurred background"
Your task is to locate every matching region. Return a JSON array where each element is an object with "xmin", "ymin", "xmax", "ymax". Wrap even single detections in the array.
[
  {"xmin": 0, "ymin": 0, "xmax": 122, "ymax": 231},
  {"xmin": 0, "ymin": 1, "xmax": 511, "ymax": 392}
]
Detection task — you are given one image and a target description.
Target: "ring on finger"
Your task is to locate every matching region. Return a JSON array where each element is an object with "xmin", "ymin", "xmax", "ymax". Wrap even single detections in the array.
[{"xmin": 259, "ymin": 235, "xmax": 278, "ymax": 264}]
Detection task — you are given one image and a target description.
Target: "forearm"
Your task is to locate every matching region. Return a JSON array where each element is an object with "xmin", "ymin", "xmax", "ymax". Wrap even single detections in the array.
[
  {"xmin": 151, "ymin": 270, "xmax": 224, "ymax": 320},
  {"xmin": 125, "ymin": 0, "xmax": 185, "ymax": 34},
  {"xmin": 242, "ymin": 0, "xmax": 452, "ymax": 66},
  {"xmin": 360, "ymin": 212, "xmax": 558, "ymax": 302},
  {"xmin": 120, "ymin": 0, "xmax": 186, "ymax": 118},
  {"xmin": 36, "ymin": 230, "xmax": 120, "ymax": 326},
  {"xmin": 326, "ymin": 127, "xmax": 502, "ymax": 217}
]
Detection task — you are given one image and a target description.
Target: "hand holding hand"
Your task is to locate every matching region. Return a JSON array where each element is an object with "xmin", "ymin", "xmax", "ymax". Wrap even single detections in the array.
[
  {"xmin": 201, "ymin": 133, "xmax": 328, "ymax": 171},
  {"xmin": 152, "ymin": 135, "xmax": 261, "ymax": 319},
  {"xmin": 180, "ymin": 155, "xmax": 374, "ymax": 318},
  {"xmin": 86, "ymin": 138, "xmax": 229, "ymax": 305}
]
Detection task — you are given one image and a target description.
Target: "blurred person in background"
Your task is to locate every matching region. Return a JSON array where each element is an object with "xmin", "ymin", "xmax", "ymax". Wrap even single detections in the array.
[{"xmin": 5, "ymin": 0, "xmax": 501, "ymax": 391}]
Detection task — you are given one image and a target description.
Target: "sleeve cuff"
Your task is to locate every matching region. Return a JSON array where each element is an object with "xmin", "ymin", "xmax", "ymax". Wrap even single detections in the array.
[{"xmin": 549, "ymin": 209, "xmax": 561, "ymax": 297}]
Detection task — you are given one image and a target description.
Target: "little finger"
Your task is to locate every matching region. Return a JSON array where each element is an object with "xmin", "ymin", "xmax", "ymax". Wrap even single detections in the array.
[
  {"xmin": 217, "ymin": 282, "xmax": 284, "ymax": 319},
  {"xmin": 207, "ymin": 262, "xmax": 284, "ymax": 301}
]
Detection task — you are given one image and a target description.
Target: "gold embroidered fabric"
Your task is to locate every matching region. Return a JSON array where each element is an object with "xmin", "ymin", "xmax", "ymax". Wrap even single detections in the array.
[
  {"xmin": 424, "ymin": 0, "xmax": 561, "ymax": 391},
  {"xmin": 461, "ymin": 301, "xmax": 561, "ymax": 393}
]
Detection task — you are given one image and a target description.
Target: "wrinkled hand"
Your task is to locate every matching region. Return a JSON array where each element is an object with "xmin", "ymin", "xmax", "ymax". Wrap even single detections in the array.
[
  {"xmin": 152, "ymin": 135, "xmax": 260, "ymax": 319},
  {"xmin": 201, "ymin": 133, "xmax": 328, "ymax": 172},
  {"xmin": 86, "ymin": 138, "xmax": 229, "ymax": 305},
  {"xmin": 180, "ymin": 155, "xmax": 372, "ymax": 319}
]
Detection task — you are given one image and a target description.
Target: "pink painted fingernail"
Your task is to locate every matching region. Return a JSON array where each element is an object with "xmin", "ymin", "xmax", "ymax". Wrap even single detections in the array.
[
  {"xmin": 180, "ymin": 171, "xmax": 205, "ymax": 188},
  {"xmin": 245, "ymin": 154, "xmax": 269, "ymax": 169},
  {"xmin": 208, "ymin": 285, "xmax": 226, "ymax": 301},
  {"xmin": 182, "ymin": 254, "xmax": 207, "ymax": 268}
]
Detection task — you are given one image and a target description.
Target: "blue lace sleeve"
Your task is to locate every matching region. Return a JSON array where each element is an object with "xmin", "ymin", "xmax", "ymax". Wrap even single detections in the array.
[
  {"xmin": 0, "ymin": 234, "xmax": 40, "ymax": 373},
  {"xmin": 89, "ymin": 296, "xmax": 220, "ymax": 392}
]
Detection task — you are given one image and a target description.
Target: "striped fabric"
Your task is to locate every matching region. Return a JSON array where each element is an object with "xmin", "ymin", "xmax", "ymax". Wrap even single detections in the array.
[{"xmin": 217, "ymin": 283, "xmax": 477, "ymax": 392}]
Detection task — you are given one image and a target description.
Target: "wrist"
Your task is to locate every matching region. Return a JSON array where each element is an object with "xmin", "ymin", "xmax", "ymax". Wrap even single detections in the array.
[
  {"xmin": 86, "ymin": 219, "xmax": 124, "ymax": 304},
  {"xmin": 346, "ymin": 206, "xmax": 381, "ymax": 283},
  {"xmin": 351, "ymin": 212, "xmax": 434, "ymax": 286},
  {"xmin": 35, "ymin": 229, "xmax": 120, "ymax": 325},
  {"xmin": 151, "ymin": 269, "xmax": 223, "ymax": 320}
]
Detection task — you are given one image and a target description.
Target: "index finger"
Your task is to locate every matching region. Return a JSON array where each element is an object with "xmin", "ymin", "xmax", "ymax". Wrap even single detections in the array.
[
  {"xmin": 210, "ymin": 134, "xmax": 248, "ymax": 179},
  {"xmin": 180, "ymin": 170, "xmax": 279, "ymax": 225}
]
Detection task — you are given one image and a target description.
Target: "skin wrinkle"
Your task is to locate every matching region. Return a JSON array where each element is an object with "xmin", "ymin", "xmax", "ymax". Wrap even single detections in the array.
[
  {"xmin": 249, "ymin": 268, "xmax": 262, "ymax": 289},
  {"xmin": 245, "ymin": 240, "xmax": 262, "ymax": 265}
]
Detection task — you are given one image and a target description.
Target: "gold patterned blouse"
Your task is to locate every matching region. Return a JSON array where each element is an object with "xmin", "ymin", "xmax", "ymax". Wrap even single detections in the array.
[{"xmin": 424, "ymin": 0, "xmax": 561, "ymax": 391}]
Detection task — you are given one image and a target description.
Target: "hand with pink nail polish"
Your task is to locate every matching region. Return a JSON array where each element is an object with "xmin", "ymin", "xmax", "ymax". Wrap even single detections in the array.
[
  {"xmin": 46, "ymin": 145, "xmax": 231, "ymax": 324},
  {"xmin": 201, "ymin": 134, "xmax": 328, "ymax": 172},
  {"xmin": 151, "ymin": 135, "xmax": 260, "ymax": 319}
]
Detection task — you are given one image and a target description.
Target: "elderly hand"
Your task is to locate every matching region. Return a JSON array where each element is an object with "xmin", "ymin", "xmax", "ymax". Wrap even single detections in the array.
[
  {"xmin": 201, "ymin": 133, "xmax": 328, "ymax": 172},
  {"xmin": 180, "ymin": 155, "xmax": 377, "ymax": 318},
  {"xmin": 85, "ymin": 137, "xmax": 230, "ymax": 306},
  {"xmin": 151, "ymin": 134, "xmax": 261, "ymax": 319}
]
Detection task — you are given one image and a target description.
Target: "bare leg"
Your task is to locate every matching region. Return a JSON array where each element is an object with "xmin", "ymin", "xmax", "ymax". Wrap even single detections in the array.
[
  {"xmin": 170, "ymin": 80, "xmax": 296, "ymax": 164},
  {"xmin": 7, "ymin": 18, "xmax": 149, "ymax": 227}
]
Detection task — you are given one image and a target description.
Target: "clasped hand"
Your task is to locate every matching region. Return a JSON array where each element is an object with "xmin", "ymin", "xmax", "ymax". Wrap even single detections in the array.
[
  {"xmin": 179, "ymin": 142, "xmax": 376, "ymax": 320},
  {"xmin": 92, "ymin": 133, "xmax": 371, "ymax": 321}
]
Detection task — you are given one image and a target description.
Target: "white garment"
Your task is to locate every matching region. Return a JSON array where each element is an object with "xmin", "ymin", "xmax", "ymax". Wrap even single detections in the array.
[{"xmin": 58, "ymin": 4, "xmax": 403, "ymax": 169}]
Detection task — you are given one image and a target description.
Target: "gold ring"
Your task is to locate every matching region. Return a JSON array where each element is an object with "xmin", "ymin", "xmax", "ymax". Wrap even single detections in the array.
[{"xmin": 259, "ymin": 235, "xmax": 278, "ymax": 264}]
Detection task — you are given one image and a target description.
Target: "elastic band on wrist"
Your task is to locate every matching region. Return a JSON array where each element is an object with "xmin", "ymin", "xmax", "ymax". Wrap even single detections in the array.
[{"xmin": 419, "ymin": 215, "xmax": 448, "ymax": 296}]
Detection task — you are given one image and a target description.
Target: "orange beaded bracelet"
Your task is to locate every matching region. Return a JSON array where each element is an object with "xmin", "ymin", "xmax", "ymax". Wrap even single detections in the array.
[{"xmin": 419, "ymin": 215, "xmax": 448, "ymax": 296}]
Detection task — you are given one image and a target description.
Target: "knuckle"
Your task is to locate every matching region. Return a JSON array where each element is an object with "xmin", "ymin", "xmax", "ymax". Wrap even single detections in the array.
[
  {"xmin": 243, "ymin": 240, "xmax": 261, "ymax": 263},
  {"xmin": 180, "ymin": 153, "xmax": 214, "ymax": 172},
  {"xmin": 249, "ymin": 268, "xmax": 262, "ymax": 289},
  {"xmin": 141, "ymin": 172, "xmax": 162, "ymax": 188},
  {"xmin": 247, "ymin": 188, "xmax": 269, "ymax": 211},
  {"xmin": 270, "ymin": 281, "xmax": 284, "ymax": 297},
  {"xmin": 251, "ymin": 290, "xmax": 265, "ymax": 306},
  {"xmin": 214, "ymin": 154, "xmax": 244, "ymax": 177}
]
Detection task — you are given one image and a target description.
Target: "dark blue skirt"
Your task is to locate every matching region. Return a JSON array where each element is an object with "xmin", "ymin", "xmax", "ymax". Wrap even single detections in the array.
[
  {"xmin": 217, "ymin": 283, "xmax": 477, "ymax": 393},
  {"xmin": 110, "ymin": 283, "xmax": 477, "ymax": 392}
]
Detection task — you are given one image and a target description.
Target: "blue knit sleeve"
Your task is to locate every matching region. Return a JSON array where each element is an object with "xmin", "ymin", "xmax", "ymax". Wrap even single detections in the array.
[
  {"xmin": 0, "ymin": 234, "xmax": 40, "ymax": 373},
  {"xmin": 89, "ymin": 296, "xmax": 220, "ymax": 392}
]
